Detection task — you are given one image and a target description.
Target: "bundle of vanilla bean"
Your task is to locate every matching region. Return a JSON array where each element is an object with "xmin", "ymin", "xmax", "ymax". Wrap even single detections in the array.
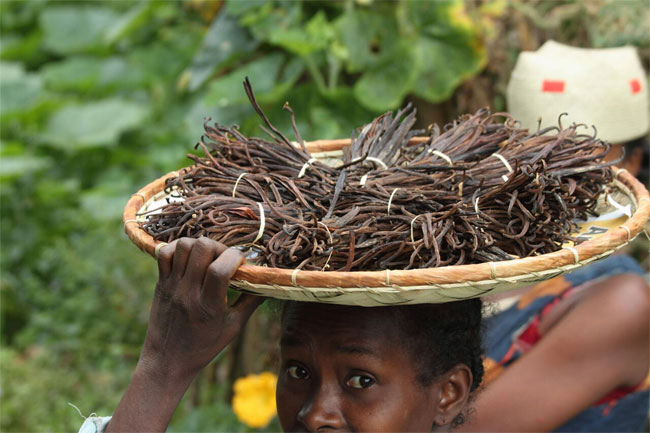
[{"xmin": 141, "ymin": 79, "xmax": 614, "ymax": 271}]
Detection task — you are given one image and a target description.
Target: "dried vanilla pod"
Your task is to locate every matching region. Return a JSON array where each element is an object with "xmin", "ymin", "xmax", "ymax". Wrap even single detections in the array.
[{"xmin": 141, "ymin": 81, "xmax": 613, "ymax": 271}]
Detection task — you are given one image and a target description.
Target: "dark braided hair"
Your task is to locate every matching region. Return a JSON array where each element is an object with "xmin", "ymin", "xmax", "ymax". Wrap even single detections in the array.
[
  {"xmin": 392, "ymin": 299, "xmax": 484, "ymax": 390},
  {"xmin": 390, "ymin": 299, "xmax": 484, "ymax": 427}
]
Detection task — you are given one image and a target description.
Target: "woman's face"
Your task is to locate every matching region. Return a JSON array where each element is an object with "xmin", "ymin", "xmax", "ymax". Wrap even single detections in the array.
[{"xmin": 276, "ymin": 302, "xmax": 463, "ymax": 432}]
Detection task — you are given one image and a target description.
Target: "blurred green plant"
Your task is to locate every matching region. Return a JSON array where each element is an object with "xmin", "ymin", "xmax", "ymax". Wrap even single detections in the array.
[
  {"xmin": 182, "ymin": 0, "xmax": 488, "ymax": 139},
  {"xmin": 0, "ymin": 0, "xmax": 494, "ymax": 431}
]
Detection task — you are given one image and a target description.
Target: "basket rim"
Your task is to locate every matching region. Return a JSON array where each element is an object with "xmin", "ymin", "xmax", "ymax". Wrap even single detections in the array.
[{"xmin": 123, "ymin": 138, "xmax": 650, "ymax": 292}]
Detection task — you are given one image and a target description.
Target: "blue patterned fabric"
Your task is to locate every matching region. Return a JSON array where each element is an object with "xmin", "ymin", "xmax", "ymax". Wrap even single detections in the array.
[{"xmin": 484, "ymin": 255, "xmax": 649, "ymax": 432}]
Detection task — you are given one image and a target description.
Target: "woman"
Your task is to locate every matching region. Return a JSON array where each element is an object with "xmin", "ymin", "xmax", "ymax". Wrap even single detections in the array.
[
  {"xmin": 85, "ymin": 237, "xmax": 648, "ymax": 432},
  {"xmin": 96, "ymin": 237, "xmax": 483, "ymax": 432},
  {"xmin": 458, "ymin": 41, "xmax": 650, "ymax": 432}
]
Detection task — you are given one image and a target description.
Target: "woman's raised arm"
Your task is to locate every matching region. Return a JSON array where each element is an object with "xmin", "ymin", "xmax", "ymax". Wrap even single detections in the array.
[{"xmin": 106, "ymin": 238, "xmax": 264, "ymax": 432}]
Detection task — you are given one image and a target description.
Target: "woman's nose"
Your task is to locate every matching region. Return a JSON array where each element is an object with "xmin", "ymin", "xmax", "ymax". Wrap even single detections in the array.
[{"xmin": 296, "ymin": 385, "xmax": 346, "ymax": 431}]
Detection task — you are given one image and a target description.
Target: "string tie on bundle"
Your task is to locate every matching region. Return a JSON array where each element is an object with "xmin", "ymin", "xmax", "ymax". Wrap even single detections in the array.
[
  {"xmin": 232, "ymin": 172, "xmax": 248, "ymax": 197},
  {"xmin": 491, "ymin": 153, "xmax": 513, "ymax": 182},
  {"xmin": 562, "ymin": 246, "xmax": 580, "ymax": 264},
  {"xmin": 298, "ymin": 158, "xmax": 317, "ymax": 178},
  {"xmin": 252, "ymin": 202, "xmax": 266, "ymax": 245},
  {"xmin": 429, "ymin": 149, "xmax": 453, "ymax": 165},
  {"xmin": 360, "ymin": 174, "xmax": 369, "ymax": 187},
  {"xmin": 410, "ymin": 215, "xmax": 421, "ymax": 244},
  {"xmin": 387, "ymin": 188, "xmax": 400, "ymax": 215},
  {"xmin": 366, "ymin": 157, "xmax": 387, "ymax": 170}
]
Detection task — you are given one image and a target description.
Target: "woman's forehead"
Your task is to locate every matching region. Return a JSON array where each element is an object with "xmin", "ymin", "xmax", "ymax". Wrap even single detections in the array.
[{"xmin": 280, "ymin": 302, "xmax": 403, "ymax": 344}]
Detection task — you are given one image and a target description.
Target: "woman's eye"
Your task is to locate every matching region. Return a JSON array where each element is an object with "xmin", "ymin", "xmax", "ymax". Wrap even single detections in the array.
[
  {"xmin": 287, "ymin": 365, "xmax": 309, "ymax": 380},
  {"xmin": 346, "ymin": 375, "xmax": 375, "ymax": 389}
]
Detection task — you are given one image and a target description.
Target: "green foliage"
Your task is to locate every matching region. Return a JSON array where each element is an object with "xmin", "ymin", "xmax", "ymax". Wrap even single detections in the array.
[
  {"xmin": 590, "ymin": 0, "xmax": 650, "ymax": 48},
  {"xmin": 235, "ymin": 0, "xmax": 485, "ymax": 112},
  {"xmin": 40, "ymin": 56, "xmax": 143, "ymax": 93},
  {"xmin": 182, "ymin": 8, "xmax": 260, "ymax": 92},
  {"xmin": 39, "ymin": 5, "xmax": 121, "ymax": 55},
  {"xmin": 1, "ymin": 347, "xmax": 129, "ymax": 432},
  {"xmin": 0, "ymin": 1, "xmax": 491, "ymax": 431},
  {"xmin": 44, "ymin": 99, "xmax": 148, "ymax": 150},
  {"xmin": 0, "ymin": 62, "xmax": 44, "ymax": 115},
  {"xmin": 183, "ymin": 0, "xmax": 488, "ymax": 129}
]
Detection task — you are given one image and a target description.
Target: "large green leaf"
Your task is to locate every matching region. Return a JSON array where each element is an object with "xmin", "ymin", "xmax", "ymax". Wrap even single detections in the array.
[
  {"xmin": 353, "ymin": 42, "xmax": 419, "ymax": 111},
  {"xmin": 309, "ymin": 88, "xmax": 377, "ymax": 140},
  {"xmin": 0, "ymin": 155, "xmax": 50, "ymax": 179},
  {"xmin": 334, "ymin": 8, "xmax": 399, "ymax": 73},
  {"xmin": 0, "ymin": 30, "xmax": 46, "ymax": 66},
  {"xmin": 260, "ymin": 84, "xmax": 376, "ymax": 141},
  {"xmin": 0, "ymin": 0, "xmax": 46, "ymax": 32},
  {"xmin": 183, "ymin": 9, "xmax": 259, "ymax": 92},
  {"xmin": 80, "ymin": 189, "xmax": 130, "ymax": 221},
  {"xmin": 405, "ymin": 0, "xmax": 486, "ymax": 103},
  {"xmin": 226, "ymin": 0, "xmax": 268, "ymax": 17},
  {"xmin": 0, "ymin": 140, "xmax": 50, "ymax": 181},
  {"xmin": 103, "ymin": 2, "xmax": 154, "ymax": 46},
  {"xmin": 43, "ymin": 99, "xmax": 147, "ymax": 150},
  {"xmin": 185, "ymin": 54, "xmax": 292, "ymax": 141},
  {"xmin": 239, "ymin": 1, "xmax": 302, "ymax": 43},
  {"xmin": 0, "ymin": 62, "xmax": 43, "ymax": 116},
  {"xmin": 41, "ymin": 56, "xmax": 142, "ymax": 93},
  {"xmin": 412, "ymin": 36, "xmax": 485, "ymax": 103},
  {"xmin": 39, "ymin": 5, "xmax": 119, "ymax": 54},
  {"xmin": 185, "ymin": 101, "xmax": 254, "ymax": 145},
  {"xmin": 334, "ymin": 9, "xmax": 380, "ymax": 72},
  {"xmin": 399, "ymin": 0, "xmax": 458, "ymax": 33},
  {"xmin": 128, "ymin": 42, "xmax": 189, "ymax": 83},
  {"xmin": 1, "ymin": 62, "xmax": 25, "ymax": 81},
  {"xmin": 203, "ymin": 53, "xmax": 286, "ymax": 107},
  {"xmin": 257, "ymin": 56, "xmax": 305, "ymax": 104},
  {"xmin": 41, "ymin": 57, "xmax": 102, "ymax": 90},
  {"xmin": 341, "ymin": 1, "xmax": 485, "ymax": 106},
  {"xmin": 268, "ymin": 11, "xmax": 333, "ymax": 56},
  {"xmin": 240, "ymin": 82, "xmax": 314, "ymax": 140}
]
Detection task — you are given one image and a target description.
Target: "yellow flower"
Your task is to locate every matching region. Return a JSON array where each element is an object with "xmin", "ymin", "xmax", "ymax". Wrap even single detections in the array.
[{"xmin": 232, "ymin": 372, "xmax": 278, "ymax": 429}]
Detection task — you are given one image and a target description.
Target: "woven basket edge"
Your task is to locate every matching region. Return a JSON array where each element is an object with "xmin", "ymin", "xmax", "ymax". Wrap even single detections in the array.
[{"xmin": 122, "ymin": 146, "xmax": 650, "ymax": 292}]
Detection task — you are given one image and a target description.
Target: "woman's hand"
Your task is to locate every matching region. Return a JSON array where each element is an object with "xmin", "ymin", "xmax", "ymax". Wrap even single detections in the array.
[
  {"xmin": 141, "ymin": 237, "xmax": 264, "ymax": 380},
  {"xmin": 106, "ymin": 237, "xmax": 263, "ymax": 432}
]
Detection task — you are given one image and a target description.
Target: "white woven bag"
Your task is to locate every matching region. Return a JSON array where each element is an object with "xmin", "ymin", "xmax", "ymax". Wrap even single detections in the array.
[{"xmin": 507, "ymin": 40, "xmax": 649, "ymax": 143}]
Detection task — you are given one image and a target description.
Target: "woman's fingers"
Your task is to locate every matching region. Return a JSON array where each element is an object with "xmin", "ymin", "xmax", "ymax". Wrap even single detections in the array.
[
  {"xmin": 159, "ymin": 238, "xmax": 250, "ymax": 319},
  {"xmin": 157, "ymin": 240, "xmax": 179, "ymax": 280},
  {"xmin": 170, "ymin": 238, "xmax": 195, "ymax": 278},
  {"xmin": 201, "ymin": 248, "xmax": 245, "ymax": 310},
  {"xmin": 183, "ymin": 237, "xmax": 218, "ymax": 290}
]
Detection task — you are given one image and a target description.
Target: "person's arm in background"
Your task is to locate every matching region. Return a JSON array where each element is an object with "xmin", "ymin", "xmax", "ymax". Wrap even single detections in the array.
[
  {"xmin": 459, "ymin": 273, "xmax": 649, "ymax": 432},
  {"xmin": 105, "ymin": 238, "xmax": 264, "ymax": 432}
]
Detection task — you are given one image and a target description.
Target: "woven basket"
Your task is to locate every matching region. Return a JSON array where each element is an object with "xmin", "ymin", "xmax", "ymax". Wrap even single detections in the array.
[{"xmin": 123, "ymin": 139, "xmax": 650, "ymax": 306}]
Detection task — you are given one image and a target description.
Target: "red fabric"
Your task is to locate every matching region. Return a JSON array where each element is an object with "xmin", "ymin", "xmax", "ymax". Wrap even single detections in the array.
[
  {"xmin": 542, "ymin": 80, "xmax": 565, "ymax": 93},
  {"xmin": 594, "ymin": 384, "xmax": 639, "ymax": 407},
  {"xmin": 630, "ymin": 79, "xmax": 642, "ymax": 94}
]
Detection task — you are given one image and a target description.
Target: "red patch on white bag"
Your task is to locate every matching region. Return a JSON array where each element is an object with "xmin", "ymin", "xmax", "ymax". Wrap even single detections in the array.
[
  {"xmin": 542, "ymin": 80, "xmax": 565, "ymax": 93},
  {"xmin": 630, "ymin": 79, "xmax": 642, "ymax": 94}
]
